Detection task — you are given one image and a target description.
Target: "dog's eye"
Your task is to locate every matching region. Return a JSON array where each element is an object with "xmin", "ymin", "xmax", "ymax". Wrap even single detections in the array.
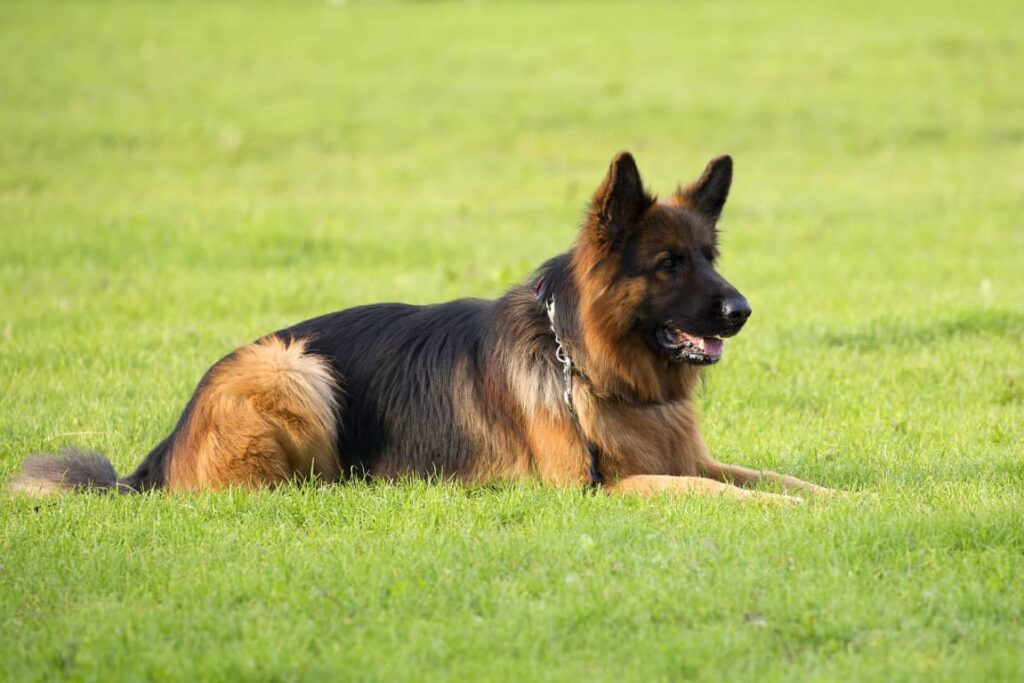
[{"xmin": 659, "ymin": 257, "xmax": 677, "ymax": 271}]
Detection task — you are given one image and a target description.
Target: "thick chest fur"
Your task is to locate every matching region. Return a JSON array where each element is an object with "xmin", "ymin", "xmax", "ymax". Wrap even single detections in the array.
[
  {"xmin": 447, "ymin": 359, "xmax": 707, "ymax": 486},
  {"xmin": 576, "ymin": 396, "xmax": 706, "ymax": 480}
]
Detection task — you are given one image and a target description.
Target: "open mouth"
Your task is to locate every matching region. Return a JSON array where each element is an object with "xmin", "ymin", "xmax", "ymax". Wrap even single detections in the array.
[{"xmin": 656, "ymin": 326, "xmax": 724, "ymax": 365}]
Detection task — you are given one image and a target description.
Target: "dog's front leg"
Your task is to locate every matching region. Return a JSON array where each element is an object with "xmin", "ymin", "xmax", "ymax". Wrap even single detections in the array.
[
  {"xmin": 697, "ymin": 459, "xmax": 834, "ymax": 496},
  {"xmin": 608, "ymin": 475, "xmax": 800, "ymax": 504}
]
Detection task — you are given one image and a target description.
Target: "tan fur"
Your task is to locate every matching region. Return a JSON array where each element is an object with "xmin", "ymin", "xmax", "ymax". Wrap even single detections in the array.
[
  {"xmin": 166, "ymin": 336, "xmax": 341, "ymax": 490},
  {"xmin": 576, "ymin": 395, "xmax": 705, "ymax": 481},
  {"xmin": 451, "ymin": 359, "xmax": 533, "ymax": 482},
  {"xmin": 524, "ymin": 409, "xmax": 591, "ymax": 486},
  {"xmin": 7, "ymin": 477, "xmax": 63, "ymax": 497},
  {"xmin": 697, "ymin": 459, "xmax": 834, "ymax": 495},
  {"xmin": 609, "ymin": 474, "xmax": 800, "ymax": 504},
  {"xmin": 500, "ymin": 348, "xmax": 564, "ymax": 422},
  {"xmin": 572, "ymin": 381, "xmax": 826, "ymax": 496}
]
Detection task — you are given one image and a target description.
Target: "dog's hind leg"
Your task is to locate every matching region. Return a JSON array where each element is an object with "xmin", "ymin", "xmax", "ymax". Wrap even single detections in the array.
[
  {"xmin": 609, "ymin": 475, "xmax": 801, "ymax": 504},
  {"xmin": 165, "ymin": 336, "xmax": 341, "ymax": 490},
  {"xmin": 697, "ymin": 459, "xmax": 833, "ymax": 496}
]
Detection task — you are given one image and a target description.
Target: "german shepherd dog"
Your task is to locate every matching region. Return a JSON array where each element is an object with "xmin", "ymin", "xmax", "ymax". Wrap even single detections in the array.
[{"xmin": 10, "ymin": 153, "xmax": 829, "ymax": 502}]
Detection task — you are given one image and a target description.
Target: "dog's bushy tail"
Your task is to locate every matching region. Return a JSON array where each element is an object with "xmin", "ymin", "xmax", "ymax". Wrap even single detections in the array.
[{"xmin": 8, "ymin": 448, "xmax": 127, "ymax": 497}]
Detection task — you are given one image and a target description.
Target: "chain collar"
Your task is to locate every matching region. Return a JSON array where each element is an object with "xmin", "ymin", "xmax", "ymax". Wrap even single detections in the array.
[
  {"xmin": 544, "ymin": 296, "xmax": 577, "ymax": 414},
  {"xmin": 540, "ymin": 291, "xmax": 603, "ymax": 487}
]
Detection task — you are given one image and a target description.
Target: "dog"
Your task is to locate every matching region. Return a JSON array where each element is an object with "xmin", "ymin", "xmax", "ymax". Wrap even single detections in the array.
[{"xmin": 10, "ymin": 152, "xmax": 829, "ymax": 502}]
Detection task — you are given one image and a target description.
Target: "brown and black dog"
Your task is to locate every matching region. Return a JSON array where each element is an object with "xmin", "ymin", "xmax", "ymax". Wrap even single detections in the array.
[{"xmin": 10, "ymin": 153, "xmax": 829, "ymax": 502}]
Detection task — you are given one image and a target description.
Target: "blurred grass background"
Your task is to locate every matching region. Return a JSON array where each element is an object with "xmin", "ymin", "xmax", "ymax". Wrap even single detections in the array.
[{"xmin": 1, "ymin": 1, "xmax": 1022, "ymax": 680}]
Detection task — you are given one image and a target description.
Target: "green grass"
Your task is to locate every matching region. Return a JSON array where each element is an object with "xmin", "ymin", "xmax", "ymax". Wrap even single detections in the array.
[{"xmin": 2, "ymin": 0, "xmax": 1022, "ymax": 680}]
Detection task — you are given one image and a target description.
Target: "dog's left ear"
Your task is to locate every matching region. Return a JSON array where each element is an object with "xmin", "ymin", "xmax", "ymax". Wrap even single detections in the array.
[
  {"xmin": 676, "ymin": 155, "xmax": 733, "ymax": 223},
  {"xmin": 589, "ymin": 151, "xmax": 654, "ymax": 247}
]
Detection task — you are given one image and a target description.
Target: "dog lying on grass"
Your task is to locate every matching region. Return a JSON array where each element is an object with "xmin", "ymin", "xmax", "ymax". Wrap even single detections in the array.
[{"xmin": 11, "ymin": 152, "xmax": 829, "ymax": 502}]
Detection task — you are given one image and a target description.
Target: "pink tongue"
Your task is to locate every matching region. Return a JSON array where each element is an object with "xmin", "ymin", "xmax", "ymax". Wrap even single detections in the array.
[
  {"xmin": 678, "ymin": 331, "xmax": 724, "ymax": 358},
  {"xmin": 703, "ymin": 337, "xmax": 723, "ymax": 357}
]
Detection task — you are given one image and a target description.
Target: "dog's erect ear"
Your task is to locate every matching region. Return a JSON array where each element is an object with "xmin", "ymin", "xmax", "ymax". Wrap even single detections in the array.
[
  {"xmin": 589, "ymin": 151, "xmax": 653, "ymax": 246},
  {"xmin": 676, "ymin": 155, "xmax": 733, "ymax": 222}
]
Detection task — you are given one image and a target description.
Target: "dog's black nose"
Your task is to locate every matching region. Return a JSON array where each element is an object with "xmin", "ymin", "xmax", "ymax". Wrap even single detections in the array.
[{"xmin": 721, "ymin": 295, "xmax": 751, "ymax": 323}]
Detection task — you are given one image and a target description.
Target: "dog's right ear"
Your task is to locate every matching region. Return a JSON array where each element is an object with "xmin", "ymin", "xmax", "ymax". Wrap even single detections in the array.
[{"xmin": 588, "ymin": 152, "xmax": 654, "ymax": 248}]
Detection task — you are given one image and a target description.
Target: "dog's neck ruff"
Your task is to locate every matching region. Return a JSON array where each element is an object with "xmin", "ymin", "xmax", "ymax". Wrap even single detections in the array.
[{"xmin": 539, "ymin": 291, "xmax": 604, "ymax": 488}]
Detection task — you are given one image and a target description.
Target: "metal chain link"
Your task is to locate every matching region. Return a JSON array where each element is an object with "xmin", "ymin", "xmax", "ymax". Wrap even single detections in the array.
[
  {"xmin": 543, "ymin": 294, "xmax": 603, "ymax": 488},
  {"xmin": 545, "ymin": 296, "xmax": 576, "ymax": 413}
]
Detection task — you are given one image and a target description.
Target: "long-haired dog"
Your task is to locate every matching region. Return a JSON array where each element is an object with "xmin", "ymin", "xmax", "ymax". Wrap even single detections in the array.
[{"xmin": 10, "ymin": 153, "xmax": 829, "ymax": 502}]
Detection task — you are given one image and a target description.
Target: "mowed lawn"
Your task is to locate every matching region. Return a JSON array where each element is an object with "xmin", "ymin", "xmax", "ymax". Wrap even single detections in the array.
[{"xmin": 2, "ymin": 1, "xmax": 1022, "ymax": 680}]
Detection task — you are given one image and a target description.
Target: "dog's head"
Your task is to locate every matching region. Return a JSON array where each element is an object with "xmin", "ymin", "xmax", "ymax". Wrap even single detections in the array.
[{"xmin": 576, "ymin": 152, "xmax": 750, "ymax": 366}]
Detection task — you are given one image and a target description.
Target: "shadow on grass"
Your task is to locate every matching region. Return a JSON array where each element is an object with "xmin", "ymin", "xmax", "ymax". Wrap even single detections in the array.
[{"xmin": 819, "ymin": 308, "xmax": 1024, "ymax": 352}]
